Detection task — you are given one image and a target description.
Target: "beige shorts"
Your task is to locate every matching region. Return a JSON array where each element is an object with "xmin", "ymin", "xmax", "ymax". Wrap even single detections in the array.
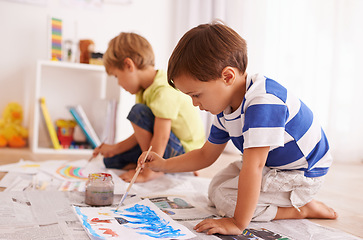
[{"xmin": 208, "ymin": 160, "xmax": 325, "ymax": 221}]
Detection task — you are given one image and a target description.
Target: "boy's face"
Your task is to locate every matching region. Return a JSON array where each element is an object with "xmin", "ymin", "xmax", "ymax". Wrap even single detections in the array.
[
  {"xmin": 173, "ymin": 74, "xmax": 232, "ymax": 115},
  {"xmin": 108, "ymin": 67, "xmax": 140, "ymax": 94}
]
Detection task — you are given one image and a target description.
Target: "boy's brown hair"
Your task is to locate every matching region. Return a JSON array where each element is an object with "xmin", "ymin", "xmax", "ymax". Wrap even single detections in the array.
[
  {"xmin": 103, "ymin": 32, "xmax": 155, "ymax": 74},
  {"xmin": 168, "ymin": 21, "xmax": 248, "ymax": 88}
]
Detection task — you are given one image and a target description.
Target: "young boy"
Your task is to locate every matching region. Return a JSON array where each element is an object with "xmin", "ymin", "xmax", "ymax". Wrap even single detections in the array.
[
  {"xmin": 93, "ymin": 32, "xmax": 205, "ymax": 183},
  {"xmin": 139, "ymin": 22, "xmax": 337, "ymax": 235}
]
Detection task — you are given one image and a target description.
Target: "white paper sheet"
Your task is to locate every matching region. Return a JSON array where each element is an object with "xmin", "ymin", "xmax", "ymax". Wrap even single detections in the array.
[
  {"xmin": 0, "ymin": 159, "xmax": 66, "ymax": 174},
  {"xmin": 0, "ymin": 172, "xmax": 30, "ymax": 188},
  {"xmin": 73, "ymin": 199, "xmax": 196, "ymax": 240},
  {"xmin": 39, "ymin": 159, "xmax": 98, "ymax": 181},
  {"xmin": 0, "ymin": 158, "xmax": 126, "ymax": 194}
]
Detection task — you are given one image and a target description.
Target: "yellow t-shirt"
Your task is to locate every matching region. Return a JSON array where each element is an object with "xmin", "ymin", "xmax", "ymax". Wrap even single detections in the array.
[{"xmin": 135, "ymin": 70, "xmax": 205, "ymax": 152}]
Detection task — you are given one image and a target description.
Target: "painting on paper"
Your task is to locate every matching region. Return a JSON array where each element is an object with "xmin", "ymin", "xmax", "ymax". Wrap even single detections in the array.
[
  {"xmin": 40, "ymin": 159, "xmax": 102, "ymax": 182},
  {"xmin": 73, "ymin": 199, "xmax": 195, "ymax": 240},
  {"xmin": 55, "ymin": 164, "xmax": 88, "ymax": 180}
]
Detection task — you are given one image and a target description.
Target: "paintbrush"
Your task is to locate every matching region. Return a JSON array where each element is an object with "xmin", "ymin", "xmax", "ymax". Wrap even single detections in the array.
[
  {"xmin": 83, "ymin": 142, "xmax": 105, "ymax": 168},
  {"xmin": 115, "ymin": 145, "xmax": 152, "ymax": 211}
]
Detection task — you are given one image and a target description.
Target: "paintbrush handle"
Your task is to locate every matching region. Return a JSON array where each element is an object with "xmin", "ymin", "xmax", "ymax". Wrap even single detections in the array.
[
  {"xmin": 127, "ymin": 145, "xmax": 152, "ymax": 189},
  {"xmin": 116, "ymin": 167, "xmax": 141, "ymax": 210},
  {"xmin": 116, "ymin": 146, "xmax": 152, "ymax": 210},
  {"xmin": 125, "ymin": 167, "xmax": 142, "ymax": 192}
]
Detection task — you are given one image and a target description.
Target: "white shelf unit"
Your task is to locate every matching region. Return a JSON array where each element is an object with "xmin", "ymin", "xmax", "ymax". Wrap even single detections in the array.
[{"xmin": 31, "ymin": 60, "xmax": 120, "ymax": 155}]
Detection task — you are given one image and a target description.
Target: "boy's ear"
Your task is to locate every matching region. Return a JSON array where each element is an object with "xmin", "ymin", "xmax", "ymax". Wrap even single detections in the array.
[
  {"xmin": 221, "ymin": 67, "xmax": 236, "ymax": 86},
  {"xmin": 123, "ymin": 58, "xmax": 135, "ymax": 71}
]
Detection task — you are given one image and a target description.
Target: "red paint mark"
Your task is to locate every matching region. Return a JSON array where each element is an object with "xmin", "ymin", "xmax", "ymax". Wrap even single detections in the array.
[
  {"xmin": 99, "ymin": 228, "xmax": 118, "ymax": 237},
  {"xmin": 90, "ymin": 218, "xmax": 111, "ymax": 224}
]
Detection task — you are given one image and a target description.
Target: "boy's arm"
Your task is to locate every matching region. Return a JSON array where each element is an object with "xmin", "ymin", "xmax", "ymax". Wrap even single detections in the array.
[
  {"xmin": 149, "ymin": 117, "xmax": 172, "ymax": 156},
  {"xmin": 233, "ymin": 146, "xmax": 269, "ymax": 228},
  {"xmin": 93, "ymin": 134, "xmax": 137, "ymax": 158},
  {"xmin": 194, "ymin": 146, "xmax": 269, "ymax": 235},
  {"xmin": 143, "ymin": 141, "xmax": 227, "ymax": 173}
]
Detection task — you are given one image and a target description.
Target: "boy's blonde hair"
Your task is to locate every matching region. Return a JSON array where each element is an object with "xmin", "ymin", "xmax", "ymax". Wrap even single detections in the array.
[
  {"xmin": 103, "ymin": 32, "xmax": 155, "ymax": 74},
  {"xmin": 168, "ymin": 22, "xmax": 248, "ymax": 87}
]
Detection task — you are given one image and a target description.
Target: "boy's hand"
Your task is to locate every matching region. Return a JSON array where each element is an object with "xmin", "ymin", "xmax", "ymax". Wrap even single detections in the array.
[
  {"xmin": 138, "ymin": 151, "xmax": 167, "ymax": 172},
  {"xmin": 194, "ymin": 217, "xmax": 243, "ymax": 236},
  {"xmin": 93, "ymin": 144, "xmax": 117, "ymax": 158}
]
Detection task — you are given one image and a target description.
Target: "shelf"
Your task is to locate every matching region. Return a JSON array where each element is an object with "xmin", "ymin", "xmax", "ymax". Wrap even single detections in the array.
[
  {"xmin": 0, "ymin": 147, "xmax": 92, "ymax": 155},
  {"xmin": 30, "ymin": 60, "xmax": 120, "ymax": 155},
  {"xmin": 0, "ymin": 147, "xmax": 31, "ymax": 154},
  {"xmin": 33, "ymin": 148, "xmax": 93, "ymax": 155},
  {"xmin": 37, "ymin": 60, "xmax": 105, "ymax": 72}
]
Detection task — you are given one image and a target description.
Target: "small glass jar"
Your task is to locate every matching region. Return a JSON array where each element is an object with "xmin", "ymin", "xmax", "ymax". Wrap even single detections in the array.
[{"xmin": 85, "ymin": 173, "xmax": 114, "ymax": 206}]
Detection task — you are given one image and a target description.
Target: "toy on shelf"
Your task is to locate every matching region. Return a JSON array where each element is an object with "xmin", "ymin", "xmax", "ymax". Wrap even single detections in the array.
[
  {"xmin": 0, "ymin": 102, "xmax": 28, "ymax": 148},
  {"xmin": 56, "ymin": 119, "xmax": 76, "ymax": 148},
  {"xmin": 64, "ymin": 39, "xmax": 74, "ymax": 62},
  {"xmin": 79, "ymin": 39, "xmax": 95, "ymax": 64},
  {"xmin": 90, "ymin": 52, "xmax": 104, "ymax": 65},
  {"xmin": 0, "ymin": 135, "xmax": 6, "ymax": 147},
  {"xmin": 70, "ymin": 125, "xmax": 91, "ymax": 149},
  {"xmin": 51, "ymin": 17, "xmax": 62, "ymax": 61}
]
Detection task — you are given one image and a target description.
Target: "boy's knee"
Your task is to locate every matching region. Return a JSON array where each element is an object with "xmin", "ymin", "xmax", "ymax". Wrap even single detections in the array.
[
  {"xmin": 130, "ymin": 103, "xmax": 151, "ymax": 115},
  {"xmin": 209, "ymin": 186, "xmax": 237, "ymax": 217},
  {"xmin": 127, "ymin": 104, "xmax": 154, "ymax": 132}
]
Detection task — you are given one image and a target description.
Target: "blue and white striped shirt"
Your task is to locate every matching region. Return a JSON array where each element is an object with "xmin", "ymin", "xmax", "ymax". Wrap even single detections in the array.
[{"xmin": 208, "ymin": 73, "xmax": 332, "ymax": 177}]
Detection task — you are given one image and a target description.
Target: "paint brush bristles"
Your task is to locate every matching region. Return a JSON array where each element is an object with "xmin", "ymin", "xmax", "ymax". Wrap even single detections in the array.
[{"xmin": 116, "ymin": 146, "xmax": 152, "ymax": 211}]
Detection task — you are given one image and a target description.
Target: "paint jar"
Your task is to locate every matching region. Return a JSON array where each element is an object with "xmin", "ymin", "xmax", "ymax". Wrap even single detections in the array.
[{"xmin": 85, "ymin": 173, "xmax": 114, "ymax": 206}]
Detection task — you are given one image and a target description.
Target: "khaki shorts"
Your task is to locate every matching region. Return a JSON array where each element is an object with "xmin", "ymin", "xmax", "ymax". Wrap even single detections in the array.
[{"xmin": 208, "ymin": 160, "xmax": 325, "ymax": 221}]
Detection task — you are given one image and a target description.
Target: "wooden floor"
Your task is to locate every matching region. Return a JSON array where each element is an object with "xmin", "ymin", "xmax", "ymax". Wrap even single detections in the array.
[{"xmin": 1, "ymin": 149, "xmax": 362, "ymax": 238}]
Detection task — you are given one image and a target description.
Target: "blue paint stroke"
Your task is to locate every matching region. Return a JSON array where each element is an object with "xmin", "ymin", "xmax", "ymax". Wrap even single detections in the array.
[
  {"xmin": 74, "ymin": 206, "xmax": 105, "ymax": 240},
  {"xmin": 114, "ymin": 204, "xmax": 185, "ymax": 238}
]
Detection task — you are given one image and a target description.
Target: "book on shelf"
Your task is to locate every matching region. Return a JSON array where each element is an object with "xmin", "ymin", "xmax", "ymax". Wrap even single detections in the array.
[
  {"xmin": 39, "ymin": 97, "xmax": 62, "ymax": 149},
  {"xmin": 104, "ymin": 99, "xmax": 117, "ymax": 144},
  {"xmin": 68, "ymin": 105, "xmax": 101, "ymax": 148},
  {"xmin": 90, "ymin": 99, "xmax": 117, "ymax": 145}
]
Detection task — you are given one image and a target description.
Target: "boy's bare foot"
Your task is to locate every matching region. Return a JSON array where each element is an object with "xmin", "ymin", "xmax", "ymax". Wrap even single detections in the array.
[
  {"xmin": 122, "ymin": 163, "xmax": 137, "ymax": 170},
  {"xmin": 120, "ymin": 168, "xmax": 164, "ymax": 183},
  {"xmin": 275, "ymin": 199, "xmax": 338, "ymax": 220},
  {"xmin": 300, "ymin": 200, "xmax": 338, "ymax": 219}
]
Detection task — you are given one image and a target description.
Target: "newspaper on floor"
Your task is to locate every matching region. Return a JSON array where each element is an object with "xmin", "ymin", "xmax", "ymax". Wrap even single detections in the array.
[
  {"xmin": 132, "ymin": 193, "xmax": 362, "ymax": 240},
  {"xmin": 0, "ymin": 191, "xmax": 89, "ymax": 240},
  {"xmin": 140, "ymin": 193, "xmax": 217, "ymax": 221},
  {"xmin": 0, "ymin": 159, "xmax": 361, "ymax": 240},
  {"xmin": 180, "ymin": 219, "xmax": 362, "ymax": 240}
]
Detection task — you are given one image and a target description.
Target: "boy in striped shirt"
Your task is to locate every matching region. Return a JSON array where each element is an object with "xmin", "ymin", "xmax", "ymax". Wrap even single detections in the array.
[{"xmin": 140, "ymin": 22, "xmax": 337, "ymax": 235}]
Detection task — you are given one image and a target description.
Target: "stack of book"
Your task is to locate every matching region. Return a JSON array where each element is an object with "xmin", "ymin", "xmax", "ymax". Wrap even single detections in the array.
[
  {"xmin": 68, "ymin": 101, "xmax": 118, "ymax": 149},
  {"xmin": 87, "ymin": 99, "xmax": 118, "ymax": 146},
  {"xmin": 68, "ymin": 105, "xmax": 101, "ymax": 149},
  {"xmin": 39, "ymin": 97, "xmax": 118, "ymax": 149}
]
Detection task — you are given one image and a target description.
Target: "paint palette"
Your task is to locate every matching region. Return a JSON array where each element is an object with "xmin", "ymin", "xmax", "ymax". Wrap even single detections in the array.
[{"xmin": 73, "ymin": 199, "xmax": 195, "ymax": 240}]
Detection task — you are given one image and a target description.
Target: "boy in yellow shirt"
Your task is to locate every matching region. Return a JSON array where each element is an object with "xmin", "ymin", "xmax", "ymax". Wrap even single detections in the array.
[{"xmin": 93, "ymin": 32, "xmax": 205, "ymax": 183}]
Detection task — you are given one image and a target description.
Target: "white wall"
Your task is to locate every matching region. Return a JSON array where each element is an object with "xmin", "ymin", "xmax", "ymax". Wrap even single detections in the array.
[
  {"xmin": 3, "ymin": 0, "xmax": 362, "ymax": 162},
  {"xmin": 224, "ymin": 0, "xmax": 363, "ymax": 162},
  {"xmin": 0, "ymin": 0, "xmax": 174, "ymax": 131}
]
